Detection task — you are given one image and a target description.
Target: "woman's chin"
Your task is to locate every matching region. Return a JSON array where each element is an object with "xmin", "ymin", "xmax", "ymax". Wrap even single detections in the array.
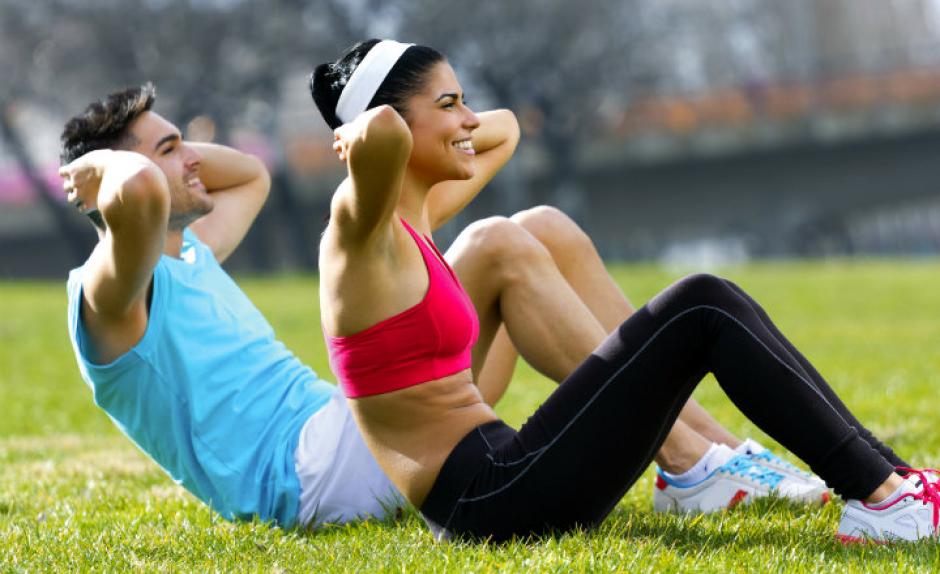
[
  {"xmin": 454, "ymin": 164, "xmax": 475, "ymax": 180},
  {"xmin": 436, "ymin": 168, "xmax": 474, "ymax": 183}
]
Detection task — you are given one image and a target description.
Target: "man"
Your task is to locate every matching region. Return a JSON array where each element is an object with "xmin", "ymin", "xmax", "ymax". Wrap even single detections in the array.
[
  {"xmin": 62, "ymin": 84, "xmax": 395, "ymax": 527},
  {"xmin": 62, "ymin": 84, "xmax": 824, "ymax": 529}
]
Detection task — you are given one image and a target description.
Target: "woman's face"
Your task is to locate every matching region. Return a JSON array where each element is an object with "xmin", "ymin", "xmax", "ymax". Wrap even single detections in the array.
[{"xmin": 402, "ymin": 61, "xmax": 480, "ymax": 186}]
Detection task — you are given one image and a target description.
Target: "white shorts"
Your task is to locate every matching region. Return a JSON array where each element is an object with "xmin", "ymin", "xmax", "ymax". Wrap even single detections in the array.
[{"xmin": 294, "ymin": 389, "xmax": 404, "ymax": 527}]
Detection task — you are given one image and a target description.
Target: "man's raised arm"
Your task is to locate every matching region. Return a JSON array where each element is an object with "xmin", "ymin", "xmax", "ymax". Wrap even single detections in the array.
[
  {"xmin": 60, "ymin": 149, "xmax": 170, "ymax": 364},
  {"xmin": 188, "ymin": 143, "xmax": 271, "ymax": 263}
]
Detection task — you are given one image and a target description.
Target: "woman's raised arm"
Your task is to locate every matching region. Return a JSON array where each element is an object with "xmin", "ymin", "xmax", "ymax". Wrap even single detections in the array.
[
  {"xmin": 428, "ymin": 109, "xmax": 520, "ymax": 231},
  {"xmin": 331, "ymin": 105, "xmax": 414, "ymax": 244}
]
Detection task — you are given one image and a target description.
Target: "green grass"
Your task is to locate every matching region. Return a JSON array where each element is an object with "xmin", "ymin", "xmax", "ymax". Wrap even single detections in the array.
[{"xmin": 2, "ymin": 260, "xmax": 940, "ymax": 572}]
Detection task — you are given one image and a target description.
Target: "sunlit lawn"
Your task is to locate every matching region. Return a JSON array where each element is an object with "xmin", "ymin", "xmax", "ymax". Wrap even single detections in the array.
[{"xmin": 2, "ymin": 260, "xmax": 940, "ymax": 572}]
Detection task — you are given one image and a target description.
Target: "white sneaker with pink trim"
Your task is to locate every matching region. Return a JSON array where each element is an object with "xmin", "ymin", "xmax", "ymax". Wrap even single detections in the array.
[{"xmin": 836, "ymin": 468, "xmax": 940, "ymax": 544}]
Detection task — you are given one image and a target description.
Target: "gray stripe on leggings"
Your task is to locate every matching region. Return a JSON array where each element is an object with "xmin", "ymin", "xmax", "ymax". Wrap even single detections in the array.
[{"xmin": 456, "ymin": 304, "xmax": 844, "ymax": 504}]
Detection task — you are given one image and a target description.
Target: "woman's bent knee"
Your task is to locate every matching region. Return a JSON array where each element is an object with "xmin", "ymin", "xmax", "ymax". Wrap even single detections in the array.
[
  {"xmin": 676, "ymin": 273, "xmax": 728, "ymax": 293},
  {"xmin": 647, "ymin": 273, "xmax": 735, "ymax": 314}
]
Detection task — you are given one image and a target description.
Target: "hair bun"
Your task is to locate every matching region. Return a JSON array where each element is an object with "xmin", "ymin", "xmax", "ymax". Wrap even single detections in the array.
[{"xmin": 310, "ymin": 63, "xmax": 342, "ymax": 128}]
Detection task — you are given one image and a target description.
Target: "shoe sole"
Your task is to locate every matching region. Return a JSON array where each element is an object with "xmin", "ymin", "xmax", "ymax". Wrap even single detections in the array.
[
  {"xmin": 835, "ymin": 533, "xmax": 889, "ymax": 545},
  {"xmin": 655, "ymin": 488, "xmax": 830, "ymax": 514}
]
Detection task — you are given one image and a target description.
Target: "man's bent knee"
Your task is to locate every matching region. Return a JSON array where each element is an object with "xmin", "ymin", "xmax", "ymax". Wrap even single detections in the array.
[
  {"xmin": 450, "ymin": 216, "xmax": 550, "ymax": 272},
  {"xmin": 455, "ymin": 216, "xmax": 520, "ymax": 257},
  {"xmin": 511, "ymin": 205, "xmax": 596, "ymax": 262},
  {"xmin": 510, "ymin": 206, "xmax": 571, "ymax": 237}
]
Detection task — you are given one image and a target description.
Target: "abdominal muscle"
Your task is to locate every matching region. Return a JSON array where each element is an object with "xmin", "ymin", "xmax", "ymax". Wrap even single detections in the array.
[{"xmin": 348, "ymin": 368, "xmax": 499, "ymax": 508}]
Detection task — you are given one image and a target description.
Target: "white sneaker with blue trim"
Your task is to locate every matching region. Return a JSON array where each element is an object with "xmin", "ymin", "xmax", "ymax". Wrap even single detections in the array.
[
  {"xmin": 653, "ymin": 454, "xmax": 829, "ymax": 514},
  {"xmin": 736, "ymin": 438, "xmax": 829, "ymax": 497}
]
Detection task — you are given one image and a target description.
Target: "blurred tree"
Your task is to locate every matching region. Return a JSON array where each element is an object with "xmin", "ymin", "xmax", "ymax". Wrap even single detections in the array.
[
  {"xmin": 4, "ymin": 0, "xmax": 940, "ymax": 272},
  {"xmin": 0, "ymin": 0, "xmax": 381, "ymax": 270},
  {"xmin": 0, "ymin": 0, "xmax": 94, "ymax": 264},
  {"xmin": 394, "ymin": 0, "xmax": 647, "ymax": 222}
]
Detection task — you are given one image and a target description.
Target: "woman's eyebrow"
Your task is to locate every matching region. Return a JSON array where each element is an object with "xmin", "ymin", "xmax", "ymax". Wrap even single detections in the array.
[{"xmin": 435, "ymin": 92, "xmax": 459, "ymax": 103}]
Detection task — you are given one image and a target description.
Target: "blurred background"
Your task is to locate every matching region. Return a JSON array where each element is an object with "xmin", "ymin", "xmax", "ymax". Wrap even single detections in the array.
[{"xmin": 3, "ymin": 0, "xmax": 940, "ymax": 278}]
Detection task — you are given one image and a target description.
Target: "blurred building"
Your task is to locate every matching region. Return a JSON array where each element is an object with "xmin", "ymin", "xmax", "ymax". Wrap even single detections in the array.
[{"xmin": 3, "ymin": 0, "xmax": 940, "ymax": 277}]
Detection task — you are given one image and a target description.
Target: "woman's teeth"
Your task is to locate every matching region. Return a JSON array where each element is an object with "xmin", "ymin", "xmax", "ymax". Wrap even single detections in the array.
[{"xmin": 453, "ymin": 140, "xmax": 474, "ymax": 151}]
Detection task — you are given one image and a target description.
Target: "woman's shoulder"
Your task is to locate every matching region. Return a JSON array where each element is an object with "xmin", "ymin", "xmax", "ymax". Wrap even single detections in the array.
[{"xmin": 320, "ymin": 202, "xmax": 401, "ymax": 259}]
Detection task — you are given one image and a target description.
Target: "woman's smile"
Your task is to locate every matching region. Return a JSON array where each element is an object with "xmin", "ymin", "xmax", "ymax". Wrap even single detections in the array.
[{"xmin": 453, "ymin": 138, "xmax": 476, "ymax": 155}]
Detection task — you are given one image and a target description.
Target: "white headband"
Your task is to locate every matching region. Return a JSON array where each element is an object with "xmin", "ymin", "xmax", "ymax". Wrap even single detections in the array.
[{"xmin": 335, "ymin": 40, "xmax": 414, "ymax": 124}]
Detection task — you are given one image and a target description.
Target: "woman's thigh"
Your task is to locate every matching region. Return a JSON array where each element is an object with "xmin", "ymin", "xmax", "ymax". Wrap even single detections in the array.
[{"xmin": 442, "ymin": 310, "xmax": 709, "ymax": 539}]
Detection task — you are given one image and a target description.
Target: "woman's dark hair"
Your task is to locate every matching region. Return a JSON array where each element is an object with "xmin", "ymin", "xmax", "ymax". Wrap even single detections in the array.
[{"xmin": 310, "ymin": 39, "xmax": 445, "ymax": 129}]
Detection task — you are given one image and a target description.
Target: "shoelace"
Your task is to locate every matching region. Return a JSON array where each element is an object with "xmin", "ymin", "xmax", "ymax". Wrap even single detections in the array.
[
  {"xmin": 751, "ymin": 450, "xmax": 812, "ymax": 478},
  {"xmin": 896, "ymin": 466, "xmax": 940, "ymax": 530},
  {"xmin": 721, "ymin": 456, "xmax": 785, "ymax": 488}
]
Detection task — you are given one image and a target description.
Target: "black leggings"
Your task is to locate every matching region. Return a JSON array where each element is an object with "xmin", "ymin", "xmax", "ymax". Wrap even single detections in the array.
[{"xmin": 420, "ymin": 274, "xmax": 907, "ymax": 542}]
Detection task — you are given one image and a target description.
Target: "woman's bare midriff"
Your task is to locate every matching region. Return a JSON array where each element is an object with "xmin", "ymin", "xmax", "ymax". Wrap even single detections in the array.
[{"xmin": 348, "ymin": 368, "xmax": 498, "ymax": 508}]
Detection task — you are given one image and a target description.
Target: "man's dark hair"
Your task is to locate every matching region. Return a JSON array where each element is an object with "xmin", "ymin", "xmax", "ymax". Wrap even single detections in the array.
[
  {"xmin": 310, "ymin": 39, "xmax": 445, "ymax": 129},
  {"xmin": 59, "ymin": 83, "xmax": 156, "ymax": 228}
]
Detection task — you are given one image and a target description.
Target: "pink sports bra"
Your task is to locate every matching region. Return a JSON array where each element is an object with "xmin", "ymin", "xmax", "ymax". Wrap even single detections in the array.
[{"xmin": 325, "ymin": 218, "xmax": 480, "ymax": 398}]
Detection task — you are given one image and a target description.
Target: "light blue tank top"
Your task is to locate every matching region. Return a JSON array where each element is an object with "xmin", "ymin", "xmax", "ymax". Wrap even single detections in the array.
[{"xmin": 66, "ymin": 229, "xmax": 335, "ymax": 526}]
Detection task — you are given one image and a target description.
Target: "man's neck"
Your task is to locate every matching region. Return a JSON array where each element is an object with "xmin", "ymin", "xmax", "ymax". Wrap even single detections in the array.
[
  {"xmin": 163, "ymin": 229, "xmax": 184, "ymax": 258},
  {"xmin": 95, "ymin": 227, "xmax": 186, "ymax": 260}
]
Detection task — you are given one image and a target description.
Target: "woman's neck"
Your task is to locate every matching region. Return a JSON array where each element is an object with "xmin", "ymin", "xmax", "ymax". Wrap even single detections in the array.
[{"xmin": 397, "ymin": 171, "xmax": 434, "ymax": 233}]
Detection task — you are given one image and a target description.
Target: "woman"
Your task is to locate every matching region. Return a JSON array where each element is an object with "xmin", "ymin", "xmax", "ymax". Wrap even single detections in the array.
[{"xmin": 311, "ymin": 39, "xmax": 938, "ymax": 543}]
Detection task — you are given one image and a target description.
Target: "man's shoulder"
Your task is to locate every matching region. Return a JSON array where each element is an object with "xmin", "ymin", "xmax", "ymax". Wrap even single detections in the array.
[
  {"xmin": 67, "ymin": 264, "xmax": 84, "ymax": 284},
  {"xmin": 66, "ymin": 259, "xmax": 91, "ymax": 299}
]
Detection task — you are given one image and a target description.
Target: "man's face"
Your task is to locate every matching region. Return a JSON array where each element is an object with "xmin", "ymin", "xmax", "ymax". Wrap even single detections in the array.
[{"xmin": 127, "ymin": 111, "xmax": 212, "ymax": 230}]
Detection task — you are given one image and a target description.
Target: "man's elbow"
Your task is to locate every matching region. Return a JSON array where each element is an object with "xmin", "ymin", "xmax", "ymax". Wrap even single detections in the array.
[{"xmin": 116, "ymin": 166, "xmax": 171, "ymax": 224}]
